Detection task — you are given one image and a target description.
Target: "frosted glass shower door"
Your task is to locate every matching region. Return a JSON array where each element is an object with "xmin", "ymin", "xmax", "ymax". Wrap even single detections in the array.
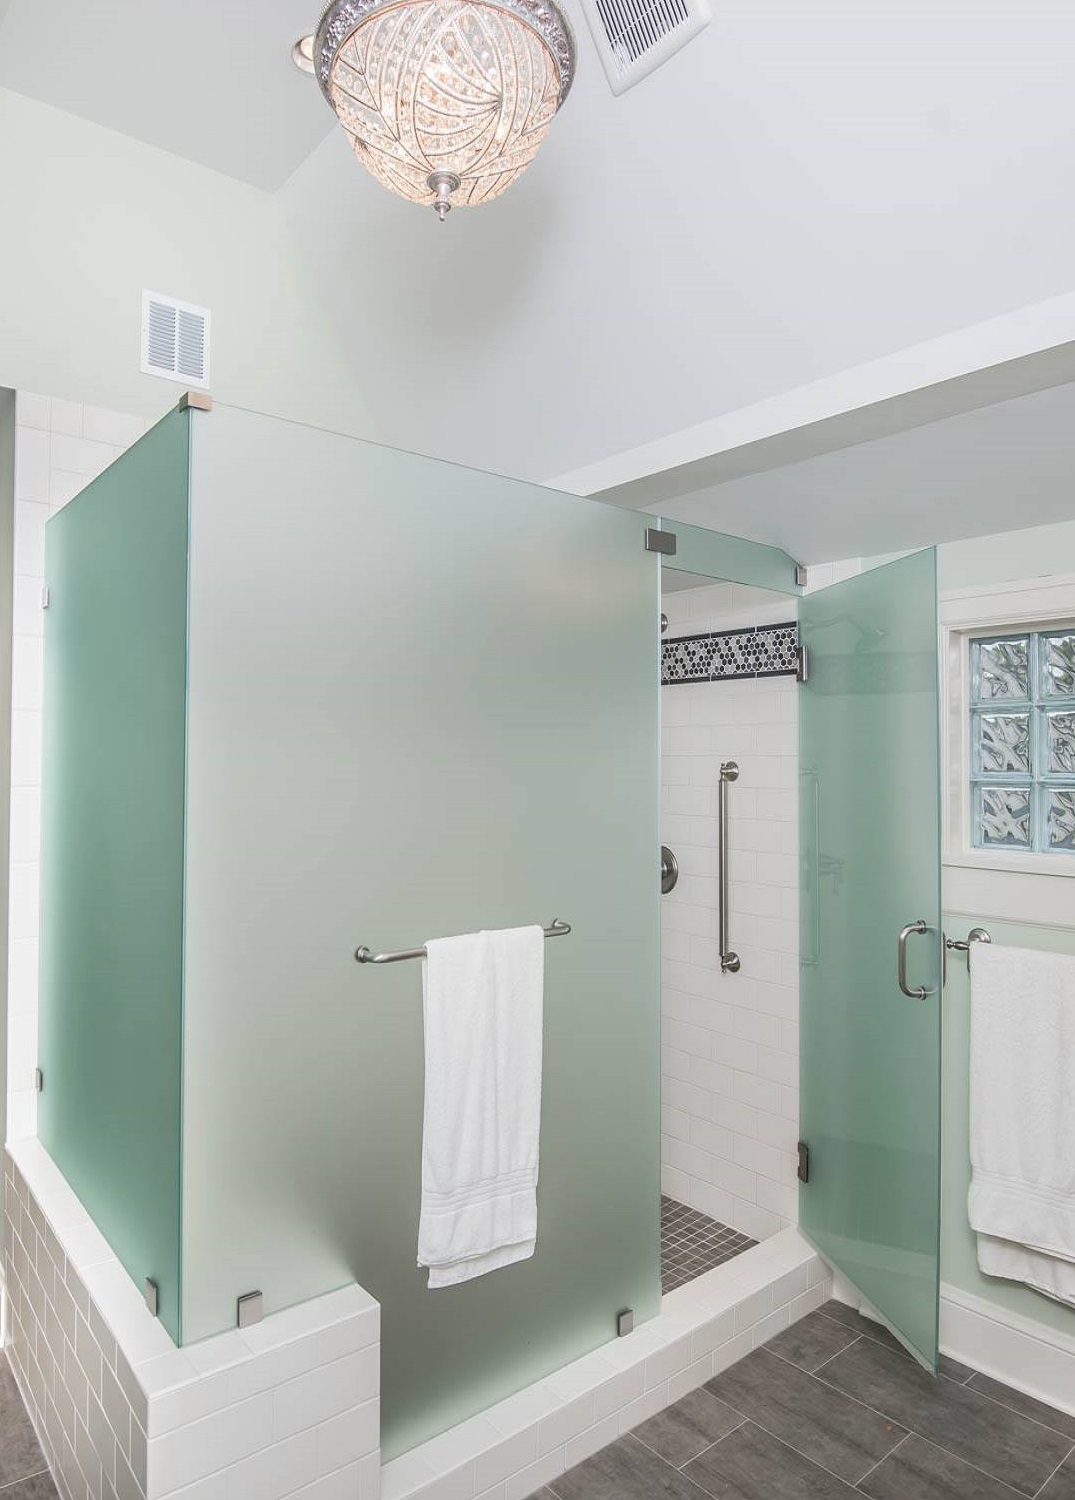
[
  {"xmin": 180, "ymin": 407, "xmax": 661, "ymax": 1457},
  {"xmin": 799, "ymin": 549, "xmax": 942, "ymax": 1369}
]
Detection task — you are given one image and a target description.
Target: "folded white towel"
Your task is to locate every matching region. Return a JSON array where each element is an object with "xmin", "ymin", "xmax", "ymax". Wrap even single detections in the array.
[
  {"xmin": 968, "ymin": 941, "xmax": 1075, "ymax": 1306},
  {"xmin": 977, "ymin": 1235, "xmax": 1075, "ymax": 1307},
  {"xmin": 417, "ymin": 925, "xmax": 544, "ymax": 1289}
]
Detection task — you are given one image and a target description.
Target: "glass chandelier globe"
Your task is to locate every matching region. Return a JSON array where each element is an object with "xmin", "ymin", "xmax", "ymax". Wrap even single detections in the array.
[{"xmin": 314, "ymin": 0, "xmax": 576, "ymax": 219}]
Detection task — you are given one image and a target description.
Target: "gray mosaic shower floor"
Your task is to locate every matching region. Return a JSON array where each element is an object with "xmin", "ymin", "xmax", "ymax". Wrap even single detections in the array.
[{"xmin": 661, "ymin": 1195, "xmax": 758, "ymax": 1293}]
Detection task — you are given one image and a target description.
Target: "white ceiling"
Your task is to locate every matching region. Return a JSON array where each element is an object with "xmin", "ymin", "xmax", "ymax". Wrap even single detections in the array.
[
  {"xmin": 278, "ymin": 0, "xmax": 1075, "ymax": 488},
  {"xmin": 655, "ymin": 380, "xmax": 1075, "ymax": 564},
  {"xmin": 0, "ymin": 0, "xmax": 334, "ymax": 189}
]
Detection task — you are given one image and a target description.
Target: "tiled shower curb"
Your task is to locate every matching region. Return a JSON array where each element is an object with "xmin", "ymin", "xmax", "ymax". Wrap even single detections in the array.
[{"xmin": 381, "ymin": 1229, "xmax": 832, "ymax": 1500}]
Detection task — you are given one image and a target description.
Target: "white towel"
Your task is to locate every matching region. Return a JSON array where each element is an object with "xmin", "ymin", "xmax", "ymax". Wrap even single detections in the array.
[
  {"xmin": 968, "ymin": 941, "xmax": 1075, "ymax": 1307},
  {"xmin": 417, "ymin": 925, "xmax": 544, "ymax": 1289}
]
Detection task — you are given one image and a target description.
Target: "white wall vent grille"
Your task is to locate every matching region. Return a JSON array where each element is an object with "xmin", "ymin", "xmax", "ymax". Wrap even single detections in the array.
[
  {"xmin": 583, "ymin": 0, "xmax": 709, "ymax": 94},
  {"xmin": 140, "ymin": 291, "xmax": 211, "ymax": 388}
]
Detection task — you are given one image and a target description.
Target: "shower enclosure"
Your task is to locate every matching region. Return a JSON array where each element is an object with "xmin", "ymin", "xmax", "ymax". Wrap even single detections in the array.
[
  {"xmin": 658, "ymin": 539, "xmax": 945, "ymax": 1371},
  {"xmin": 39, "ymin": 402, "xmax": 671, "ymax": 1458},
  {"xmin": 37, "ymin": 398, "xmax": 947, "ymax": 1466}
]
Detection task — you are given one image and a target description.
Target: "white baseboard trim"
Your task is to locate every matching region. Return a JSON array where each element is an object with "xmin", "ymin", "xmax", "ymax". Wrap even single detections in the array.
[
  {"xmin": 940, "ymin": 1282, "xmax": 1075, "ymax": 1419},
  {"xmin": 818, "ymin": 1262, "xmax": 1075, "ymax": 1419}
]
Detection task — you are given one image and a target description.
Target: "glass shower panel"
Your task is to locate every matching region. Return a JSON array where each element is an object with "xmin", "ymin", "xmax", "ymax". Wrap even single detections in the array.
[
  {"xmin": 39, "ymin": 411, "xmax": 190, "ymax": 1342},
  {"xmin": 181, "ymin": 407, "xmax": 661, "ymax": 1456},
  {"xmin": 799, "ymin": 549, "xmax": 942, "ymax": 1368}
]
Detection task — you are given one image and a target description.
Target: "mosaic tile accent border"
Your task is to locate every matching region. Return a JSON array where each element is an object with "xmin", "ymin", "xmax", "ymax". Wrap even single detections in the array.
[{"xmin": 662, "ymin": 622, "xmax": 799, "ymax": 686}]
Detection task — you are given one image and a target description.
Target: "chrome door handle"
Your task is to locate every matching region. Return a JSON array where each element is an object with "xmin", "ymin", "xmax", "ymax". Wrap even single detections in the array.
[
  {"xmin": 897, "ymin": 919, "xmax": 936, "ymax": 1000},
  {"xmin": 660, "ymin": 845, "xmax": 678, "ymax": 895}
]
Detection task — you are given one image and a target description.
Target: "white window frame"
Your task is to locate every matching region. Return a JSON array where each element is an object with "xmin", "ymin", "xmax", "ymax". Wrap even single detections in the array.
[{"xmin": 941, "ymin": 572, "xmax": 1075, "ymax": 880}]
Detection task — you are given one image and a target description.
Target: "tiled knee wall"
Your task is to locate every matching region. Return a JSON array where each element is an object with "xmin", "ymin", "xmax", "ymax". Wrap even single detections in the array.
[
  {"xmin": 661, "ymin": 583, "xmax": 800, "ymax": 1241},
  {"xmin": 4, "ymin": 1141, "xmax": 381, "ymax": 1500}
]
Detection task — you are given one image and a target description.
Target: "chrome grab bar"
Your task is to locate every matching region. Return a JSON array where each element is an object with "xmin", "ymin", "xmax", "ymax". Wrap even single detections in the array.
[
  {"xmin": 355, "ymin": 919, "xmax": 571, "ymax": 965},
  {"xmin": 897, "ymin": 919, "xmax": 937, "ymax": 1000},
  {"xmin": 718, "ymin": 761, "xmax": 740, "ymax": 974}
]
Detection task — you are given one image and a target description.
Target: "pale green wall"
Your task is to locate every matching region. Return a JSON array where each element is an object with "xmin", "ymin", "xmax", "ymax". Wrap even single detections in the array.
[
  {"xmin": 0, "ymin": 88, "xmax": 373, "ymax": 437},
  {"xmin": 0, "ymin": 388, "xmax": 14, "ymax": 1222},
  {"xmin": 937, "ymin": 519, "xmax": 1075, "ymax": 592},
  {"xmin": 856, "ymin": 516, "xmax": 1075, "ymax": 591},
  {"xmin": 849, "ymin": 522, "xmax": 1075, "ymax": 1337},
  {"xmin": 938, "ymin": 517, "xmax": 1075, "ymax": 1340},
  {"xmin": 941, "ymin": 917, "xmax": 1075, "ymax": 1339}
]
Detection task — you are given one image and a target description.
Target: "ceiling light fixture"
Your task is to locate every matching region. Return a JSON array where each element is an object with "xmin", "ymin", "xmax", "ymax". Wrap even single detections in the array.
[{"xmin": 307, "ymin": 0, "xmax": 575, "ymax": 221}]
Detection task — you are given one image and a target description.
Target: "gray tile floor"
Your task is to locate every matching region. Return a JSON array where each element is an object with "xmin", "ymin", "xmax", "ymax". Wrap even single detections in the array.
[
  {"xmin": 0, "ymin": 1355, "xmax": 58, "ymax": 1498},
  {"xmin": 533, "ymin": 1301, "xmax": 1075, "ymax": 1500},
  {"xmin": 661, "ymin": 1197, "xmax": 758, "ymax": 1293}
]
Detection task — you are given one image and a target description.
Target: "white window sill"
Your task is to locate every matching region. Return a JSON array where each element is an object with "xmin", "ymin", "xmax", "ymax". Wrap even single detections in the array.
[{"xmin": 944, "ymin": 849, "xmax": 1075, "ymax": 880}]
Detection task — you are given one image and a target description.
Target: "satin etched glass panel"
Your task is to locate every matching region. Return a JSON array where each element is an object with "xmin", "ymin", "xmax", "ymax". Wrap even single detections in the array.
[
  {"xmin": 799, "ymin": 548, "xmax": 942, "ymax": 1371},
  {"xmin": 969, "ymin": 629, "xmax": 1075, "ymax": 856},
  {"xmin": 180, "ymin": 406, "xmax": 660, "ymax": 1459}
]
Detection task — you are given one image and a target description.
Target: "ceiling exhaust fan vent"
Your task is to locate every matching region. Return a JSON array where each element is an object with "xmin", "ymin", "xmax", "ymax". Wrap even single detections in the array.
[
  {"xmin": 582, "ymin": 0, "xmax": 709, "ymax": 94},
  {"xmin": 141, "ymin": 291, "xmax": 211, "ymax": 388}
]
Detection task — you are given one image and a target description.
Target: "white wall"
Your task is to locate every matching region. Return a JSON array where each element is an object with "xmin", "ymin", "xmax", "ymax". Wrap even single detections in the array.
[
  {"xmin": 0, "ymin": 88, "xmax": 373, "ymax": 439},
  {"xmin": 660, "ymin": 583, "xmax": 799, "ymax": 1241},
  {"xmin": 7, "ymin": 391, "xmax": 148, "ymax": 1139}
]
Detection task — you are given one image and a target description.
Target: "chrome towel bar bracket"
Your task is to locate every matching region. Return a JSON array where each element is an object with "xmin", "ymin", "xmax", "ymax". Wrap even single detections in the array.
[
  {"xmin": 355, "ymin": 919, "xmax": 571, "ymax": 965},
  {"xmin": 945, "ymin": 927, "xmax": 992, "ymax": 968}
]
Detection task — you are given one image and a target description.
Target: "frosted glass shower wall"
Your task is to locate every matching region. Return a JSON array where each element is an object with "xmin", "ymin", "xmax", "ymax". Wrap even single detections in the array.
[
  {"xmin": 660, "ymin": 583, "xmax": 800, "ymax": 1240},
  {"xmin": 38, "ymin": 401, "xmax": 662, "ymax": 1460}
]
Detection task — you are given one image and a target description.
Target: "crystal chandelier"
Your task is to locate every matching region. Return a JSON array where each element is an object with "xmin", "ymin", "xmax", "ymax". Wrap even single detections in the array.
[{"xmin": 310, "ymin": 0, "xmax": 576, "ymax": 220}]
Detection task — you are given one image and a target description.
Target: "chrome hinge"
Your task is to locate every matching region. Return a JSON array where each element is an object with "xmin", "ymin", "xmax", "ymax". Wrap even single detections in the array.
[
  {"xmin": 644, "ymin": 528, "xmax": 677, "ymax": 557},
  {"xmin": 617, "ymin": 1308, "xmax": 635, "ymax": 1337},
  {"xmin": 41, "ymin": 586, "xmax": 50, "ymax": 610},
  {"xmin": 794, "ymin": 564, "xmax": 808, "ymax": 588},
  {"xmin": 797, "ymin": 1142, "xmax": 810, "ymax": 1184},
  {"xmin": 795, "ymin": 645, "xmax": 809, "ymax": 684},
  {"xmin": 145, "ymin": 1278, "xmax": 159, "ymax": 1317},
  {"xmin": 33, "ymin": 1067, "xmax": 43, "ymax": 1093}
]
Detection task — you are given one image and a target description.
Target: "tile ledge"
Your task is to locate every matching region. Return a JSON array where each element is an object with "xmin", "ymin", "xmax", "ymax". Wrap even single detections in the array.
[{"xmin": 7, "ymin": 1140, "xmax": 381, "ymax": 1402}]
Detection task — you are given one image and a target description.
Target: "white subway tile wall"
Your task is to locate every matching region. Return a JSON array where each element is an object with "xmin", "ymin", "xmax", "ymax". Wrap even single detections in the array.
[
  {"xmin": 660, "ymin": 583, "xmax": 800, "ymax": 1241},
  {"xmin": 8, "ymin": 393, "xmax": 150, "ymax": 1140},
  {"xmin": 4, "ymin": 1140, "xmax": 381, "ymax": 1500},
  {"xmin": 381, "ymin": 1229, "xmax": 832, "ymax": 1500}
]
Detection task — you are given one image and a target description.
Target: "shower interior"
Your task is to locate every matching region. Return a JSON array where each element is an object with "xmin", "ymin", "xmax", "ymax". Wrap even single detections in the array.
[{"xmin": 658, "ymin": 569, "xmax": 801, "ymax": 1292}]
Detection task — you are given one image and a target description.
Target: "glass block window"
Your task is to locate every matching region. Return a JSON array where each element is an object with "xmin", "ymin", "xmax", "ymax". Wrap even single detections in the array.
[{"xmin": 971, "ymin": 630, "xmax": 1075, "ymax": 853}]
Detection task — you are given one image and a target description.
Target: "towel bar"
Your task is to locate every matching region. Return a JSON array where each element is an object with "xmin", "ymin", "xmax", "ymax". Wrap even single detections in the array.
[{"xmin": 355, "ymin": 919, "xmax": 571, "ymax": 965}]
